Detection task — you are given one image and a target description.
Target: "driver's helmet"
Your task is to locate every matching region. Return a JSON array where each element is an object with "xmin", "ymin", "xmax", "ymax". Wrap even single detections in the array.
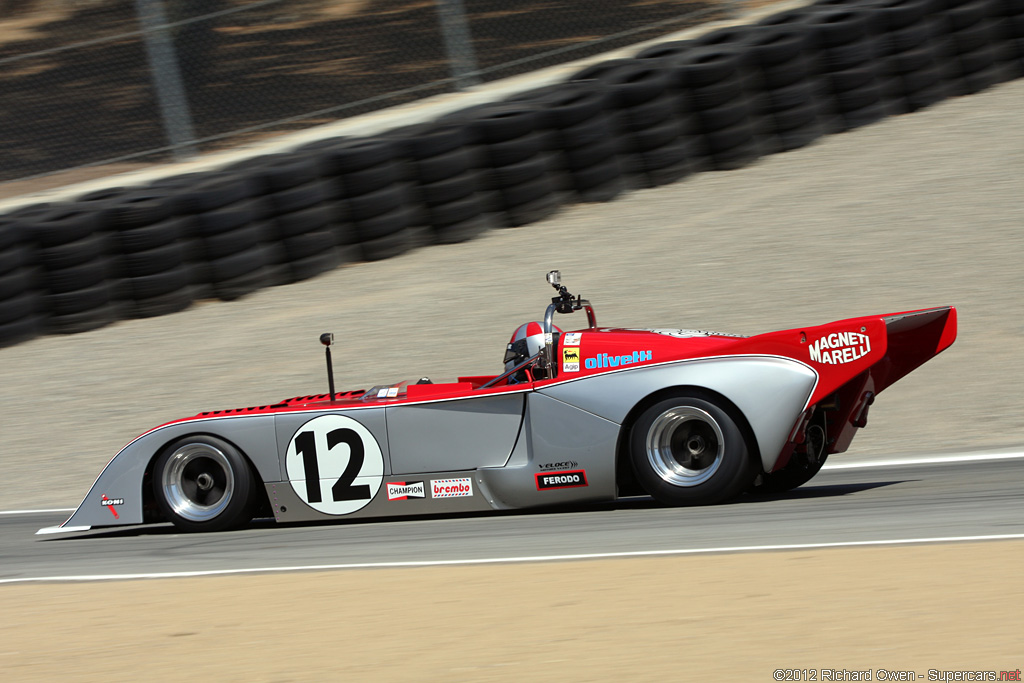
[{"xmin": 504, "ymin": 322, "xmax": 561, "ymax": 374}]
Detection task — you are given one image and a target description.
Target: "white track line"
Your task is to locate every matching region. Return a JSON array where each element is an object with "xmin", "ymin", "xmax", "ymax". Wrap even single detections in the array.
[
  {"xmin": 821, "ymin": 451, "xmax": 1024, "ymax": 470},
  {"xmin": 0, "ymin": 508, "xmax": 75, "ymax": 516},
  {"xmin": 3, "ymin": 533, "xmax": 1023, "ymax": 584},
  {"xmin": 2, "ymin": 451, "xmax": 1022, "ymax": 516}
]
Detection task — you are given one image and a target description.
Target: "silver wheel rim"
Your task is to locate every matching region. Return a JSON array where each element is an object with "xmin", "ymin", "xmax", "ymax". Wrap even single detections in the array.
[
  {"xmin": 645, "ymin": 406, "xmax": 725, "ymax": 487},
  {"xmin": 161, "ymin": 442, "xmax": 235, "ymax": 523}
]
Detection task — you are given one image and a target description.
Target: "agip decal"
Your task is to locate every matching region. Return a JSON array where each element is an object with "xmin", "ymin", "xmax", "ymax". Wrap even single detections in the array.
[
  {"xmin": 808, "ymin": 331, "xmax": 872, "ymax": 365},
  {"xmin": 562, "ymin": 347, "xmax": 580, "ymax": 372}
]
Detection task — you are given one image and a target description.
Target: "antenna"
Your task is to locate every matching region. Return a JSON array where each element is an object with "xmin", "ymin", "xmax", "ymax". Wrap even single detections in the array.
[{"xmin": 320, "ymin": 333, "xmax": 336, "ymax": 401}]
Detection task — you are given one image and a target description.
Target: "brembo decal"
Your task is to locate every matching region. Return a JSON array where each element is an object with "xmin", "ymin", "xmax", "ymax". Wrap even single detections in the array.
[
  {"xmin": 585, "ymin": 350, "xmax": 651, "ymax": 369},
  {"xmin": 100, "ymin": 495, "xmax": 123, "ymax": 519},
  {"xmin": 562, "ymin": 347, "xmax": 580, "ymax": 373},
  {"xmin": 536, "ymin": 470, "xmax": 588, "ymax": 490},
  {"xmin": 431, "ymin": 478, "xmax": 473, "ymax": 498},
  {"xmin": 285, "ymin": 414, "xmax": 384, "ymax": 516},
  {"xmin": 563, "ymin": 332, "xmax": 583, "ymax": 345},
  {"xmin": 809, "ymin": 331, "xmax": 872, "ymax": 365},
  {"xmin": 387, "ymin": 481, "xmax": 425, "ymax": 501}
]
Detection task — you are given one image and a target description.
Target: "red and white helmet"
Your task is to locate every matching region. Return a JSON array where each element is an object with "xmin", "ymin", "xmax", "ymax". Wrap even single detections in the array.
[{"xmin": 504, "ymin": 322, "xmax": 561, "ymax": 372}]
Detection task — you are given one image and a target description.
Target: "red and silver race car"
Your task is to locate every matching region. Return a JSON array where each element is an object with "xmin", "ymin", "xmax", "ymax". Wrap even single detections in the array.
[{"xmin": 41, "ymin": 271, "xmax": 957, "ymax": 534}]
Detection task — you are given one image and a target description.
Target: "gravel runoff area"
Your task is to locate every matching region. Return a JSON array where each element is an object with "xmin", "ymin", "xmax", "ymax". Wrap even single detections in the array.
[{"xmin": 1, "ymin": 78, "xmax": 1023, "ymax": 509}]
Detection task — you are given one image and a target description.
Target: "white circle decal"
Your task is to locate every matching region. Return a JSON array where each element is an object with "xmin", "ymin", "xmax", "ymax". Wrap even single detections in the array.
[{"xmin": 285, "ymin": 414, "xmax": 384, "ymax": 515}]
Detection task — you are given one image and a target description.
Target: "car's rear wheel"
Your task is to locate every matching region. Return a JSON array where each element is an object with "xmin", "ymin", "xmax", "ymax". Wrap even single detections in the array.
[
  {"xmin": 153, "ymin": 435, "xmax": 256, "ymax": 532},
  {"xmin": 630, "ymin": 394, "xmax": 756, "ymax": 505},
  {"xmin": 757, "ymin": 423, "xmax": 828, "ymax": 493}
]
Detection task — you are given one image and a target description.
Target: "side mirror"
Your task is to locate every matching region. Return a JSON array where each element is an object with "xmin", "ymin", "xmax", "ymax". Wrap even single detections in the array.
[
  {"xmin": 546, "ymin": 270, "xmax": 561, "ymax": 287},
  {"xmin": 320, "ymin": 332, "xmax": 334, "ymax": 347}
]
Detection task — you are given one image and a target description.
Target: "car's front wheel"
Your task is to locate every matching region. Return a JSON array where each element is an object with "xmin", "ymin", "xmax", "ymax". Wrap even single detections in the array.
[
  {"xmin": 630, "ymin": 394, "xmax": 756, "ymax": 506},
  {"xmin": 153, "ymin": 435, "xmax": 256, "ymax": 532}
]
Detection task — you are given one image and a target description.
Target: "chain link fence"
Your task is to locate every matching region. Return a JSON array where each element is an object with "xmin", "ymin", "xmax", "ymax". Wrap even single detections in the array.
[{"xmin": 0, "ymin": 0, "xmax": 733, "ymax": 186}]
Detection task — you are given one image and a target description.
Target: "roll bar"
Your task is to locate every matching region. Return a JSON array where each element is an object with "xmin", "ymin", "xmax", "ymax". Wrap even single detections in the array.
[{"xmin": 541, "ymin": 271, "xmax": 597, "ymax": 375}]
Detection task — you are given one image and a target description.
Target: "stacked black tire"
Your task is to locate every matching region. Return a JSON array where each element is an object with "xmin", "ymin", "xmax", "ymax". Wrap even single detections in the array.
[
  {"xmin": 12, "ymin": 204, "xmax": 118, "ymax": 334},
  {"xmin": 153, "ymin": 172, "xmax": 280, "ymax": 301},
  {"xmin": 864, "ymin": 0, "xmax": 950, "ymax": 113},
  {"xmin": 934, "ymin": 0, "xmax": 1019, "ymax": 95},
  {"xmin": 446, "ymin": 103, "xmax": 566, "ymax": 227},
  {"xmin": 300, "ymin": 137, "xmax": 423, "ymax": 260},
  {"xmin": 569, "ymin": 60, "xmax": 700, "ymax": 184},
  {"xmin": 510, "ymin": 83, "xmax": 627, "ymax": 203},
  {"xmin": 243, "ymin": 154, "xmax": 351, "ymax": 284},
  {"xmin": 79, "ymin": 188, "xmax": 198, "ymax": 318},
  {"xmin": 997, "ymin": 0, "xmax": 1024, "ymax": 76},
  {"xmin": 388, "ymin": 122, "xmax": 493, "ymax": 243},
  {"xmin": 0, "ymin": 217, "xmax": 41, "ymax": 347}
]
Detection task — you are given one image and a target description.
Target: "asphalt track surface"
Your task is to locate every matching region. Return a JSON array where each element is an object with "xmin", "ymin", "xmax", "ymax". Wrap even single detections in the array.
[{"xmin": 2, "ymin": 454, "xmax": 1021, "ymax": 583}]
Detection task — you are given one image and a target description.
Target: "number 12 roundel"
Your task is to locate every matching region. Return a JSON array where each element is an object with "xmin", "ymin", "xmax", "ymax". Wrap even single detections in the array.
[{"xmin": 285, "ymin": 414, "xmax": 384, "ymax": 515}]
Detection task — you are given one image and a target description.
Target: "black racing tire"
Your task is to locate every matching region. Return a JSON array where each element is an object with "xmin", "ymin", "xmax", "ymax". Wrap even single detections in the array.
[
  {"xmin": 560, "ymin": 114, "xmax": 615, "ymax": 147},
  {"xmin": 745, "ymin": 26, "xmax": 809, "ymax": 65},
  {"xmin": 0, "ymin": 291, "xmax": 39, "ymax": 325},
  {"xmin": 247, "ymin": 154, "xmax": 321, "ymax": 192},
  {"xmin": 0, "ymin": 268, "xmax": 36, "ymax": 299},
  {"xmin": 115, "ymin": 216, "xmax": 190, "ymax": 253},
  {"xmin": 950, "ymin": 18, "xmax": 997, "ymax": 54},
  {"xmin": 758, "ymin": 58, "xmax": 813, "ymax": 89},
  {"xmin": 578, "ymin": 176, "xmax": 627, "ymax": 202},
  {"xmin": 281, "ymin": 229, "xmax": 337, "ymax": 261},
  {"xmin": 120, "ymin": 264, "xmax": 194, "ymax": 300},
  {"xmin": 41, "ymin": 281, "xmax": 112, "ymax": 315},
  {"xmin": 464, "ymin": 104, "xmax": 539, "ymax": 144},
  {"xmin": 806, "ymin": 9, "xmax": 871, "ymax": 47},
  {"xmin": 610, "ymin": 95, "xmax": 677, "ymax": 132},
  {"xmin": 303, "ymin": 137, "xmax": 398, "ymax": 176},
  {"xmin": 820, "ymin": 39, "xmax": 875, "ymax": 73},
  {"xmin": 44, "ymin": 301, "xmax": 118, "ymax": 335},
  {"xmin": 888, "ymin": 44, "xmax": 941, "ymax": 74},
  {"xmin": 274, "ymin": 205, "xmax": 334, "ymax": 239},
  {"xmin": 390, "ymin": 122, "xmax": 467, "ymax": 159},
  {"xmin": 841, "ymin": 99, "xmax": 891, "ymax": 129},
  {"xmin": 601, "ymin": 63, "xmax": 673, "ymax": 106},
  {"xmin": 340, "ymin": 161, "xmax": 404, "ymax": 197},
  {"xmin": 348, "ymin": 184, "xmax": 409, "ymax": 222},
  {"xmin": 756, "ymin": 425, "xmax": 829, "ymax": 494},
  {"xmin": 499, "ymin": 192, "xmax": 563, "ymax": 227},
  {"xmin": 202, "ymin": 221, "xmax": 272, "ymax": 259},
  {"xmin": 0, "ymin": 245, "xmax": 34, "ymax": 274},
  {"xmin": 946, "ymin": 0, "xmax": 993, "ymax": 31},
  {"xmin": 834, "ymin": 81, "xmax": 884, "ymax": 111},
  {"xmin": 0, "ymin": 313, "xmax": 41, "ymax": 348},
  {"xmin": 421, "ymin": 171, "xmax": 480, "ymax": 205},
  {"xmin": 673, "ymin": 47, "xmax": 744, "ymax": 87},
  {"xmin": 415, "ymin": 147, "xmax": 474, "ymax": 184},
  {"xmin": 153, "ymin": 435, "xmax": 257, "ymax": 532},
  {"xmin": 266, "ymin": 180, "xmax": 331, "ymax": 216},
  {"xmin": 38, "ymin": 233, "xmax": 111, "ymax": 271},
  {"xmin": 571, "ymin": 157, "xmax": 623, "ymax": 191},
  {"xmin": 286, "ymin": 248, "xmax": 343, "ymax": 283},
  {"xmin": 122, "ymin": 286, "xmax": 195, "ymax": 319},
  {"xmin": 483, "ymin": 131, "xmax": 546, "ymax": 167},
  {"xmin": 690, "ymin": 76, "xmax": 746, "ymax": 110},
  {"xmin": 107, "ymin": 192, "xmax": 178, "ymax": 230},
  {"xmin": 172, "ymin": 173, "xmax": 258, "ymax": 214},
  {"xmin": 905, "ymin": 81, "xmax": 949, "ymax": 110},
  {"xmin": 629, "ymin": 119, "xmax": 684, "ymax": 152},
  {"xmin": 776, "ymin": 122, "xmax": 824, "ymax": 150},
  {"xmin": 544, "ymin": 87, "xmax": 607, "ymax": 128},
  {"xmin": 353, "ymin": 204, "xmax": 416, "ymax": 242},
  {"xmin": 43, "ymin": 258, "xmax": 110, "ymax": 293},
  {"xmin": 24, "ymin": 207, "xmax": 100, "ymax": 248},
  {"xmin": 484, "ymin": 154, "xmax": 551, "ymax": 189},
  {"xmin": 636, "ymin": 40, "xmax": 694, "ymax": 61},
  {"xmin": 629, "ymin": 394, "xmax": 757, "ymax": 506},
  {"xmin": 877, "ymin": 19, "xmax": 935, "ymax": 56},
  {"xmin": 695, "ymin": 98, "xmax": 752, "ymax": 132},
  {"xmin": 432, "ymin": 213, "xmax": 493, "ymax": 244},
  {"xmin": 120, "ymin": 242, "xmax": 186, "ymax": 277},
  {"xmin": 208, "ymin": 243, "xmax": 272, "ymax": 282},
  {"xmin": 195, "ymin": 199, "xmax": 263, "ymax": 236},
  {"xmin": 428, "ymin": 194, "xmax": 485, "ymax": 227},
  {"xmin": 772, "ymin": 101, "xmax": 821, "ymax": 132},
  {"xmin": 498, "ymin": 175, "xmax": 553, "ymax": 209},
  {"xmin": 563, "ymin": 137, "xmax": 618, "ymax": 170},
  {"xmin": 358, "ymin": 226, "xmax": 416, "ymax": 261}
]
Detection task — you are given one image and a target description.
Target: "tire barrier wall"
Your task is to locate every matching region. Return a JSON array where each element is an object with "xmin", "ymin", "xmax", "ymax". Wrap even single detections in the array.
[{"xmin": 1, "ymin": 0, "xmax": 1022, "ymax": 347}]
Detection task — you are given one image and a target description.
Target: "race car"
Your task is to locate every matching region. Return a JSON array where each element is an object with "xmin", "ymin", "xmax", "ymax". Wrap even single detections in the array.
[{"xmin": 40, "ymin": 271, "xmax": 957, "ymax": 534}]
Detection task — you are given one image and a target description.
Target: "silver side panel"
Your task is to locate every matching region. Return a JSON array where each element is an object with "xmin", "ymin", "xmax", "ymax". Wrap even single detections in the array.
[
  {"xmin": 479, "ymin": 393, "xmax": 619, "ymax": 509},
  {"xmin": 386, "ymin": 394, "xmax": 524, "ymax": 474},
  {"xmin": 537, "ymin": 356, "xmax": 817, "ymax": 471},
  {"xmin": 56, "ymin": 414, "xmax": 281, "ymax": 530}
]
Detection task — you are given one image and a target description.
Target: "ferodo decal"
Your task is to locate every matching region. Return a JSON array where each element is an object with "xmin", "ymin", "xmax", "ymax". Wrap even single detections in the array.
[
  {"xmin": 536, "ymin": 470, "xmax": 588, "ymax": 490},
  {"xmin": 562, "ymin": 347, "xmax": 580, "ymax": 372},
  {"xmin": 387, "ymin": 481, "xmax": 425, "ymax": 501},
  {"xmin": 431, "ymin": 478, "xmax": 473, "ymax": 498},
  {"xmin": 585, "ymin": 350, "xmax": 651, "ymax": 369},
  {"xmin": 809, "ymin": 331, "xmax": 872, "ymax": 365},
  {"xmin": 285, "ymin": 414, "xmax": 384, "ymax": 515}
]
